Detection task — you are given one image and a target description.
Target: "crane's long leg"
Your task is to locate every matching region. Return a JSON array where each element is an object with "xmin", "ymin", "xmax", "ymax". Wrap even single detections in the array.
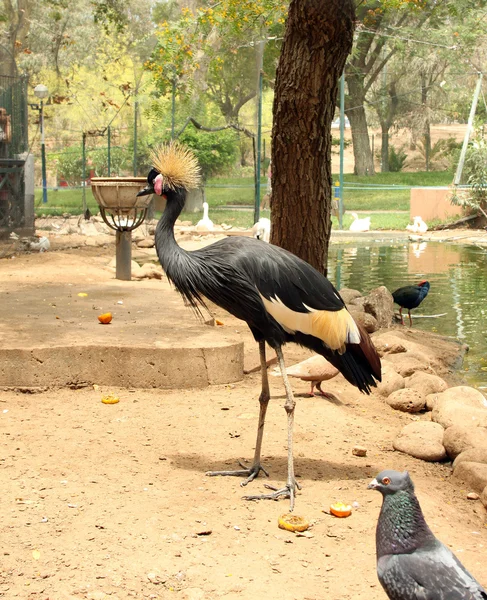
[
  {"xmin": 243, "ymin": 345, "xmax": 301, "ymax": 511},
  {"xmin": 206, "ymin": 340, "xmax": 270, "ymax": 484},
  {"xmin": 408, "ymin": 309, "xmax": 413, "ymax": 328},
  {"xmin": 398, "ymin": 307, "xmax": 405, "ymax": 325}
]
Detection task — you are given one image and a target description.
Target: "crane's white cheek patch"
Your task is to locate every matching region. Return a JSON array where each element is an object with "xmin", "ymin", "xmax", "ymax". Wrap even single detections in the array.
[{"xmin": 260, "ymin": 295, "xmax": 360, "ymax": 351}]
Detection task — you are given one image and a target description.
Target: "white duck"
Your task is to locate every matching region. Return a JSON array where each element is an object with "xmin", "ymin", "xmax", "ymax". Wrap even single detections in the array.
[
  {"xmin": 196, "ymin": 202, "xmax": 214, "ymax": 232},
  {"xmin": 406, "ymin": 216, "xmax": 428, "ymax": 234},
  {"xmin": 349, "ymin": 212, "xmax": 371, "ymax": 232},
  {"xmin": 252, "ymin": 217, "xmax": 271, "ymax": 242}
]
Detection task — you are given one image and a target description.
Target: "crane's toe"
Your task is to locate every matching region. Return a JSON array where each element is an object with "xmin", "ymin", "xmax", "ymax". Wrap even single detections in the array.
[
  {"xmin": 206, "ymin": 460, "xmax": 269, "ymax": 485},
  {"xmin": 242, "ymin": 480, "xmax": 301, "ymax": 511}
]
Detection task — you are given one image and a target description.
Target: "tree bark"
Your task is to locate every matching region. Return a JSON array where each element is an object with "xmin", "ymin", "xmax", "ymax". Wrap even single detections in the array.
[
  {"xmin": 270, "ymin": 0, "xmax": 355, "ymax": 274},
  {"xmin": 345, "ymin": 74, "xmax": 376, "ymax": 176}
]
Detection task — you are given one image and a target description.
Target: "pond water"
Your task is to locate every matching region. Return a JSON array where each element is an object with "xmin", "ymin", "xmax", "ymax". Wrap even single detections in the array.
[{"xmin": 327, "ymin": 240, "xmax": 487, "ymax": 390}]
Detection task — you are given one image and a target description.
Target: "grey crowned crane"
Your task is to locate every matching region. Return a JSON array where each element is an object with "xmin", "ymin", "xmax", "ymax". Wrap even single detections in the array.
[{"xmin": 138, "ymin": 142, "xmax": 381, "ymax": 510}]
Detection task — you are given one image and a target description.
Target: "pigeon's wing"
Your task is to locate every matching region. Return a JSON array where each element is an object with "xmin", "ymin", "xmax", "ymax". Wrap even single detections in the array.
[{"xmin": 379, "ymin": 545, "xmax": 487, "ymax": 600}]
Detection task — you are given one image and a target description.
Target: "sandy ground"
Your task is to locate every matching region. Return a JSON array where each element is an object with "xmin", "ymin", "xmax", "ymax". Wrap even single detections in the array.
[{"xmin": 0, "ymin": 244, "xmax": 486, "ymax": 600}]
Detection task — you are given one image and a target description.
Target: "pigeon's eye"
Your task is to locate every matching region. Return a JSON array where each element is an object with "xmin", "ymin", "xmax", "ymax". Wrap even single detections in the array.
[{"xmin": 382, "ymin": 477, "xmax": 391, "ymax": 485}]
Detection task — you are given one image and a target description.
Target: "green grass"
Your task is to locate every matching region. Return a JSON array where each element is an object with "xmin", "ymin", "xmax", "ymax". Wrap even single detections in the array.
[
  {"xmin": 34, "ymin": 171, "xmax": 455, "ymax": 228},
  {"xmin": 178, "ymin": 209, "xmax": 409, "ymax": 231}
]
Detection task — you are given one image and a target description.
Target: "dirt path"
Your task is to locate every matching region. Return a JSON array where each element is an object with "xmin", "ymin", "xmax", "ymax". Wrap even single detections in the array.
[{"xmin": 0, "ymin": 246, "xmax": 486, "ymax": 600}]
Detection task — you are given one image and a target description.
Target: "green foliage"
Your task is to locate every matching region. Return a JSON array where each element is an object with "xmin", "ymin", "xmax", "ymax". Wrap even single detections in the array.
[
  {"xmin": 451, "ymin": 139, "xmax": 487, "ymax": 216},
  {"xmin": 91, "ymin": 0, "xmax": 127, "ymax": 33},
  {"xmin": 415, "ymin": 137, "xmax": 461, "ymax": 169},
  {"xmin": 54, "ymin": 148, "xmax": 84, "ymax": 186},
  {"xmin": 53, "ymin": 145, "xmax": 128, "ymax": 184},
  {"xmin": 388, "ymin": 145, "xmax": 408, "ymax": 172},
  {"xmin": 179, "ymin": 128, "xmax": 239, "ymax": 181}
]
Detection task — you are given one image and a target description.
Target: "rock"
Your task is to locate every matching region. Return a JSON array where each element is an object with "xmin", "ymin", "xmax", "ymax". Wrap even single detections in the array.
[
  {"xmin": 386, "ymin": 388, "xmax": 426, "ymax": 413},
  {"xmin": 467, "ymin": 492, "xmax": 480, "ymax": 500},
  {"xmin": 362, "ymin": 286, "xmax": 395, "ymax": 328},
  {"xmin": 431, "ymin": 387, "xmax": 487, "ymax": 429},
  {"xmin": 386, "ymin": 353, "xmax": 433, "ymax": 377},
  {"xmin": 136, "ymin": 237, "xmax": 155, "ymax": 248},
  {"xmin": 338, "ymin": 288, "xmax": 362, "ymax": 304},
  {"xmin": 132, "ymin": 263, "xmax": 164, "ymax": 280},
  {"xmin": 348, "ymin": 308, "xmax": 379, "ymax": 333},
  {"xmin": 340, "ymin": 288, "xmax": 362, "ymax": 304},
  {"xmin": 453, "ymin": 448, "xmax": 487, "ymax": 469},
  {"xmin": 375, "ymin": 341, "xmax": 407, "ymax": 357},
  {"xmin": 425, "ymin": 393, "xmax": 440, "ymax": 411},
  {"xmin": 442, "ymin": 425, "xmax": 487, "ymax": 459},
  {"xmin": 352, "ymin": 445, "xmax": 367, "ymax": 457},
  {"xmin": 404, "ymin": 372, "xmax": 448, "ymax": 397},
  {"xmin": 375, "ymin": 361, "xmax": 405, "ymax": 398},
  {"xmin": 452, "ymin": 461, "xmax": 487, "ymax": 494},
  {"xmin": 79, "ymin": 221, "xmax": 100, "ymax": 236},
  {"xmin": 147, "ymin": 572, "xmax": 167, "ymax": 584},
  {"xmin": 481, "ymin": 486, "xmax": 487, "ymax": 509},
  {"xmin": 393, "ymin": 421, "xmax": 446, "ymax": 462}
]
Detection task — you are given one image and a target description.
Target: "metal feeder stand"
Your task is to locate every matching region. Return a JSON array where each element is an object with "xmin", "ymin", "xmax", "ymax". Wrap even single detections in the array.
[{"xmin": 91, "ymin": 177, "xmax": 153, "ymax": 280}]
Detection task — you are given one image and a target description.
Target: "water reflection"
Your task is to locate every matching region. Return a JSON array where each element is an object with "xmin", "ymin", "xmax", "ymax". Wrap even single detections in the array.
[{"xmin": 328, "ymin": 241, "xmax": 487, "ymax": 389}]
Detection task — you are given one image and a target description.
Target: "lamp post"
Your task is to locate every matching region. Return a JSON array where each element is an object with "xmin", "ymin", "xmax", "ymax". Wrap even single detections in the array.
[{"xmin": 31, "ymin": 84, "xmax": 49, "ymax": 204}]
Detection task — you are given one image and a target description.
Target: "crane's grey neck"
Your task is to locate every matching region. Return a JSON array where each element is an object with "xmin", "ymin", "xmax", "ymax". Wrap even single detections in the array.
[
  {"xmin": 376, "ymin": 490, "xmax": 435, "ymax": 558},
  {"xmin": 155, "ymin": 187, "xmax": 188, "ymax": 272}
]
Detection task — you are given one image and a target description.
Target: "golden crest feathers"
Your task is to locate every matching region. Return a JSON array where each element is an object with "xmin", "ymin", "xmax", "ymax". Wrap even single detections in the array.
[{"xmin": 149, "ymin": 141, "xmax": 201, "ymax": 190}]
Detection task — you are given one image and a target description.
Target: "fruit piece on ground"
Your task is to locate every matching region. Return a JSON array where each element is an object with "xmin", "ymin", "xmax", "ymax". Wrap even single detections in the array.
[
  {"xmin": 278, "ymin": 513, "xmax": 309, "ymax": 532},
  {"xmin": 330, "ymin": 502, "xmax": 352, "ymax": 518}
]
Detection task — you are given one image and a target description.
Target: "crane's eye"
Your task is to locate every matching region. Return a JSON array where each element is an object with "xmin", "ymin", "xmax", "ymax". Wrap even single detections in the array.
[{"xmin": 382, "ymin": 477, "xmax": 391, "ymax": 485}]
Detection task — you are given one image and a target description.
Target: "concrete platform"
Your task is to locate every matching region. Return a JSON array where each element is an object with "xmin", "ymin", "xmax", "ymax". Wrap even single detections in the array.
[{"xmin": 0, "ymin": 249, "xmax": 244, "ymax": 389}]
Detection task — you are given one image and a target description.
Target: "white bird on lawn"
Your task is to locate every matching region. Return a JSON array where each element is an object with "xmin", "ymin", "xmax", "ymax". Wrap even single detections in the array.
[
  {"xmin": 252, "ymin": 217, "xmax": 271, "ymax": 242},
  {"xmin": 271, "ymin": 354, "xmax": 339, "ymax": 398},
  {"xmin": 196, "ymin": 202, "xmax": 214, "ymax": 232},
  {"xmin": 406, "ymin": 216, "xmax": 428, "ymax": 234},
  {"xmin": 349, "ymin": 212, "xmax": 371, "ymax": 232}
]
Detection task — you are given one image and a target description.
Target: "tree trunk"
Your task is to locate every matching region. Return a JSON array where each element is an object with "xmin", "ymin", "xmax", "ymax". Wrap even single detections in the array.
[
  {"xmin": 421, "ymin": 73, "xmax": 431, "ymax": 172},
  {"xmin": 345, "ymin": 75, "xmax": 375, "ymax": 176},
  {"xmin": 381, "ymin": 124, "xmax": 389, "ymax": 172},
  {"xmin": 270, "ymin": 0, "xmax": 355, "ymax": 274}
]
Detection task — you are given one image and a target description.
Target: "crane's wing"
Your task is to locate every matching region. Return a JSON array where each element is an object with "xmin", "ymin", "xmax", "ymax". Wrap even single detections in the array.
[
  {"xmin": 379, "ymin": 546, "xmax": 487, "ymax": 600},
  {"xmin": 189, "ymin": 237, "xmax": 381, "ymax": 391}
]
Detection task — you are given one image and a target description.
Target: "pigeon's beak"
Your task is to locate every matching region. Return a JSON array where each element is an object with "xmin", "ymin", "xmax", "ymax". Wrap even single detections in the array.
[
  {"xmin": 137, "ymin": 184, "xmax": 154, "ymax": 197},
  {"xmin": 367, "ymin": 478, "xmax": 379, "ymax": 490}
]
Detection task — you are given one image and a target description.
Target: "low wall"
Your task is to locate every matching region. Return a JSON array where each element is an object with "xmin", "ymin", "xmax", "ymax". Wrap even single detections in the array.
[{"xmin": 410, "ymin": 187, "xmax": 463, "ymax": 221}]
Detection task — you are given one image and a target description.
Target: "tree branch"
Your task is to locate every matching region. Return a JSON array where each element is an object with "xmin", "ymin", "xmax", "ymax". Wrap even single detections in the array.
[{"xmin": 175, "ymin": 117, "xmax": 255, "ymax": 139}]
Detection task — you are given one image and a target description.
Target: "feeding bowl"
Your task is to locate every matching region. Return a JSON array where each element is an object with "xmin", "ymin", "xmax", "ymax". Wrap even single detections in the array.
[{"xmin": 91, "ymin": 177, "xmax": 152, "ymax": 213}]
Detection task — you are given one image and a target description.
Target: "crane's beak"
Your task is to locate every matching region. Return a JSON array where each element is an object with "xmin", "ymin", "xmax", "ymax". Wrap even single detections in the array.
[
  {"xmin": 137, "ymin": 184, "xmax": 154, "ymax": 197},
  {"xmin": 367, "ymin": 478, "xmax": 379, "ymax": 490}
]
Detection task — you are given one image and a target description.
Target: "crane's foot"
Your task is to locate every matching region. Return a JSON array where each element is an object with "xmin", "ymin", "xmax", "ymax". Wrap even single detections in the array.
[
  {"xmin": 206, "ymin": 460, "xmax": 269, "ymax": 486},
  {"xmin": 242, "ymin": 481, "xmax": 302, "ymax": 511}
]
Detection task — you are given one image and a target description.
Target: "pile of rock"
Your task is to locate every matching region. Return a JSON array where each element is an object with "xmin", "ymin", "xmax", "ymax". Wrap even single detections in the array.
[
  {"xmin": 340, "ymin": 286, "xmax": 395, "ymax": 333},
  {"xmin": 373, "ymin": 330, "xmax": 487, "ymax": 510}
]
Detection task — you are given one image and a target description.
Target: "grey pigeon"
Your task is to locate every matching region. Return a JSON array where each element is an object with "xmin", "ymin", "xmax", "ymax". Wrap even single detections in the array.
[{"xmin": 368, "ymin": 470, "xmax": 487, "ymax": 600}]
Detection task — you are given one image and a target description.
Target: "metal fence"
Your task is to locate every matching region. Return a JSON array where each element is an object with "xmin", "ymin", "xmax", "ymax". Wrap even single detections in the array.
[{"xmin": 0, "ymin": 75, "xmax": 29, "ymax": 234}]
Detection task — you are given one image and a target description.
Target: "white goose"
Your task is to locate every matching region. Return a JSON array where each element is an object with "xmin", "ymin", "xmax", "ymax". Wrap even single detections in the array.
[
  {"xmin": 196, "ymin": 202, "xmax": 214, "ymax": 232},
  {"xmin": 349, "ymin": 212, "xmax": 371, "ymax": 232},
  {"xmin": 406, "ymin": 216, "xmax": 428, "ymax": 234},
  {"xmin": 252, "ymin": 217, "xmax": 271, "ymax": 242}
]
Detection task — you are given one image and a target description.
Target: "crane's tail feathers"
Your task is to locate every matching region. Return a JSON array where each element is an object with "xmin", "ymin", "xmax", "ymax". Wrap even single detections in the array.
[
  {"xmin": 353, "ymin": 322, "xmax": 381, "ymax": 381},
  {"xmin": 321, "ymin": 323, "xmax": 381, "ymax": 394}
]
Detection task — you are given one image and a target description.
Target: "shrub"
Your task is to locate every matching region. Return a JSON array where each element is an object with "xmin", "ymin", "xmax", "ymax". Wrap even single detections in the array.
[{"xmin": 388, "ymin": 145, "xmax": 408, "ymax": 172}]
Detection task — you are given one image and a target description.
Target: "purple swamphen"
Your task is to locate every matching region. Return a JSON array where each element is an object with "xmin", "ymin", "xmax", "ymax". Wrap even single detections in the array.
[{"xmin": 392, "ymin": 280, "xmax": 430, "ymax": 327}]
